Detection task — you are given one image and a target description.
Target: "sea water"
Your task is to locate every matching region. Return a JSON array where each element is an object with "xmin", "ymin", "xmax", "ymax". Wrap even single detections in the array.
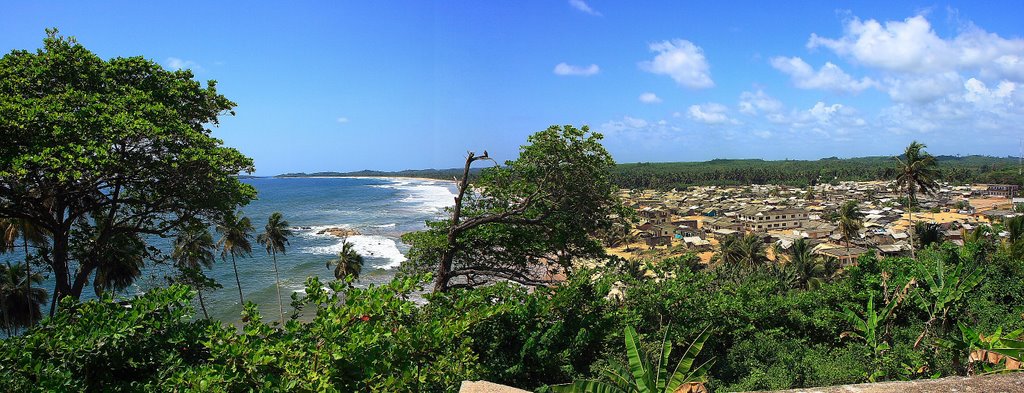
[{"xmin": 24, "ymin": 177, "xmax": 457, "ymax": 323}]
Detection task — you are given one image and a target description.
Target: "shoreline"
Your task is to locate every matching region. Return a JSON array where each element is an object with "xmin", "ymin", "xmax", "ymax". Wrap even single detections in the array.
[{"xmin": 266, "ymin": 175, "xmax": 460, "ymax": 184}]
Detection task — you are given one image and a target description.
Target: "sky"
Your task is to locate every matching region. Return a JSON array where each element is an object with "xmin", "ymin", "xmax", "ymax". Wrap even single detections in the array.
[{"xmin": 3, "ymin": 1, "xmax": 1024, "ymax": 175}]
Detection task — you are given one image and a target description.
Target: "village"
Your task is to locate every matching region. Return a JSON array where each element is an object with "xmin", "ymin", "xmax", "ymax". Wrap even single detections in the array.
[{"xmin": 612, "ymin": 181, "xmax": 1023, "ymax": 265}]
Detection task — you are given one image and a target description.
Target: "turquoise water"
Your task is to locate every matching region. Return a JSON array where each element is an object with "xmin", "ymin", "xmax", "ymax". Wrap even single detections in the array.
[{"xmin": 28, "ymin": 177, "xmax": 456, "ymax": 323}]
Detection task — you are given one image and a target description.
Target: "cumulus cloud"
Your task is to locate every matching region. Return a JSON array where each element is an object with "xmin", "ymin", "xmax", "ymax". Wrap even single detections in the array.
[
  {"xmin": 638, "ymin": 92, "xmax": 662, "ymax": 104},
  {"xmin": 336, "ymin": 117, "xmax": 350, "ymax": 124},
  {"xmin": 738, "ymin": 90, "xmax": 784, "ymax": 115},
  {"xmin": 639, "ymin": 39, "xmax": 714, "ymax": 89},
  {"xmin": 568, "ymin": 0, "xmax": 601, "ymax": 16},
  {"xmin": 553, "ymin": 62, "xmax": 600, "ymax": 76},
  {"xmin": 808, "ymin": 15, "xmax": 1024, "ymax": 80},
  {"xmin": 687, "ymin": 103, "xmax": 738, "ymax": 125},
  {"xmin": 770, "ymin": 56, "xmax": 876, "ymax": 93},
  {"xmin": 166, "ymin": 57, "xmax": 202, "ymax": 71},
  {"xmin": 884, "ymin": 72, "xmax": 962, "ymax": 103}
]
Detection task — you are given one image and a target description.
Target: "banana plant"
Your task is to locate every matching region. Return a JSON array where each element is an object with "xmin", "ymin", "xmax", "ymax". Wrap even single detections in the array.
[
  {"xmin": 911, "ymin": 250, "xmax": 985, "ymax": 348},
  {"xmin": 552, "ymin": 325, "xmax": 714, "ymax": 393},
  {"xmin": 940, "ymin": 323, "xmax": 1024, "ymax": 374},
  {"xmin": 841, "ymin": 296, "xmax": 898, "ymax": 382}
]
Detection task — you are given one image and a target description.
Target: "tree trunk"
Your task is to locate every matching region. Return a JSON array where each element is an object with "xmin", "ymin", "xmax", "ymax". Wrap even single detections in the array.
[
  {"xmin": 272, "ymin": 250, "xmax": 284, "ymax": 325},
  {"xmin": 197, "ymin": 289, "xmax": 209, "ymax": 319},
  {"xmin": 434, "ymin": 153, "xmax": 476, "ymax": 293},
  {"xmin": 22, "ymin": 235, "xmax": 33, "ymax": 326},
  {"xmin": 907, "ymin": 188, "xmax": 916, "ymax": 259},
  {"xmin": 231, "ymin": 254, "xmax": 244, "ymax": 305}
]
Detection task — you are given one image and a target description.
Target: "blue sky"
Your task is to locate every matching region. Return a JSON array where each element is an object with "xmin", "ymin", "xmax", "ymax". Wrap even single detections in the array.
[{"xmin": 3, "ymin": 1, "xmax": 1024, "ymax": 175}]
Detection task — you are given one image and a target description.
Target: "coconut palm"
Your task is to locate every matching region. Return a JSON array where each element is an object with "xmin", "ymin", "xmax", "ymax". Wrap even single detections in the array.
[
  {"xmin": 738, "ymin": 233, "xmax": 768, "ymax": 269},
  {"xmin": 789, "ymin": 238, "xmax": 827, "ymax": 289},
  {"xmin": 327, "ymin": 239, "xmax": 363, "ymax": 285},
  {"xmin": 257, "ymin": 212, "xmax": 292, "ymax": 324},
  {"xmin": 1, "ymin": 218, "xmax": 48, "ymax": 327},
  {"xmin": 838, "ymin": 200, "xmax": 863, "ymax": 262},
  {"xmin": 217, "ymin": 210, "xmax": 254, "ymax": 305},
  {"xmin": 0, "ymin": 262, "xmax": 47, "ymax": 335},
  {"xmin": 894, "ymin": 141, "xmax": 940, "ymax": 257},
  {"xmin": 172, "ymin": 223, "xmax": 219, "ymax": 319},
  {"xmin": 91, "ymin": 230, "xmax": 146, "ymax": 296}
]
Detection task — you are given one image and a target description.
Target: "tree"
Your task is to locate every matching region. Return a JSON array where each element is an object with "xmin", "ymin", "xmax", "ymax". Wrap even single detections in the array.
[
  {"xmin": 788, "ymin": 238, "xmax": 828, "ymax": 290},
  {"xmin": 217, "ymin": 210, "xmax": 254, "ymax": 305},
  {"xmin": 171, "ymin": 223, "xmax": 219, "ymax": 319},
  {"xmin": 894, "ymin": 141, "xmax": 940, "ymax": 258},
  {"xmin": 838, "ymin": 200, "xmax": 863, "ymax": 260},
  {"xmin": 0, "ymin": 30, "xmax": 255, "ymax": 313},
  {"xmin": 327, "ymin": 239, "xmax": 363, "ymax": 285},
  {"xmin": 0, "ymin": 218, "xmax": 47, "ymax": 326},
  {"xmin": 0, "ymin": 262, "xmax": 46, "ymax": 335},
  {"xmin": 402, "ymin": 125, "xmax": 627, "ymax": 292},
  {"xmin": 257, "ymin": 212, "xmax": 292, "ymax": 324}
]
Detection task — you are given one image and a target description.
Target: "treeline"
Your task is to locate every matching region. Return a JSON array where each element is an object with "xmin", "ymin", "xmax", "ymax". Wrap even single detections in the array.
[
  {"xmin": 612, "ymin": 155, "xmax": 1024, "ymax": 189},
  {"xmin": 279, "ymin": 155, "xmax": 1024, "ymax": 189}
]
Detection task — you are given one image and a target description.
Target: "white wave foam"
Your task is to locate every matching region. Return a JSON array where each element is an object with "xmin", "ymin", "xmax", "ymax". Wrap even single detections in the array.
[
  {"xmin": 300, "ymin": 235, "xmax": 407, "ymax": 269},
  {"xmin": 371, "ymin": 223, "xmax": 397, "ymax": 228}
]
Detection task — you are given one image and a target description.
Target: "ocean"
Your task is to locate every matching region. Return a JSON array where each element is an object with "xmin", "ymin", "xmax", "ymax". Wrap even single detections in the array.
[{"xmin": 33, "ymin": 177, "xmax": 457, "ymax": 323}]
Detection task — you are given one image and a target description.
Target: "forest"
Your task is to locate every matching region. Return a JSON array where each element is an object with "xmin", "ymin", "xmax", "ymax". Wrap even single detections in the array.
[{"xmin": 279, "ymin": 155, "xmax": 1024, "ymax": 190}]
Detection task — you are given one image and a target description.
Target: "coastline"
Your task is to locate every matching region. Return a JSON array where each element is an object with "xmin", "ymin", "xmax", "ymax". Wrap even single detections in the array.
[{"xmin": 269, "ymin": 175, "xmax": 460, "ymax": 184}]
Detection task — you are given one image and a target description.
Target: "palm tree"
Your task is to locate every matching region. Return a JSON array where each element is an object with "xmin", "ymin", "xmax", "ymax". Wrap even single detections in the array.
[
  {"xmin": 894, "ymin": 141, "xmax": 940, "ymax": 258},
  {"xmin": 1, "ymin": 218, "xmax": 48, "ymax": 328},
  {"xmin": 327, "ymin": 239, "xmax": 363, "ymax": 285},
  {"xmin": 217, "ymin": 210, "xmax": 254, "ymax": 305},
  {"xmin": 737, "ymin": 233, "xmax": 768, "ymax": 270},
  {"xmin": 172, "ymin": 223, "xmax": 218, "ymax": 319},
  {"xmin": 257, "ymin": 212, "xmax": 292, "ymax": 324},
  {"xmin": 91, "ymin": 230, "xmax": 146, "ymax": 296},
  {"xmin": 0, "ymin": 262, "xmax": 47, "ymax": 335},
  {"xmin": 788, "ymin": 238, "xmax": 827, "ymax": 289},
  {"xmin": 838, "ymin": 200, "xmax": 863, "ymax": 263}
]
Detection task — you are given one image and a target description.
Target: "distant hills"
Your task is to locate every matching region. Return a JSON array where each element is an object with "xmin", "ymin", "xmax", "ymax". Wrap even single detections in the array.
[{"xmin": 277, "ymin": 155, "xmax": 1024, "ymax": 189}]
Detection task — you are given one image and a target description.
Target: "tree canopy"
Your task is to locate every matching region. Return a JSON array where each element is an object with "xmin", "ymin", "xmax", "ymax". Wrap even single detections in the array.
[
  {"xmin": 0, "ymin": 30, "xmax": 255, "ymax": 310},
  {"xmin": 402, "ymin": 124, "xmax": 628, "ymax": 291}
]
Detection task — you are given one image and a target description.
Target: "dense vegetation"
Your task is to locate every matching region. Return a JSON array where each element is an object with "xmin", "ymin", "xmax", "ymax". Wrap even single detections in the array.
[
  {"xmin": 279, "ymin": 155, "xmax": 1024, "ymax": 190},
  {"xmin": 3, "ymin": 239, "xmax": 1023, "ymax": 391},
  {"xmin": 612, "ymin": 155, "xmax": 1024, "ymax": 189}
]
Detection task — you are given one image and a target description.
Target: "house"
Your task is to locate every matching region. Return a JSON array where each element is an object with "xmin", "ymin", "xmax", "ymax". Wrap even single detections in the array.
[
  {"xmin": 736, "ymin": 206, "xmax": 809, "ymax": 232},
  {"xmin": 972, "ymin": 184, "xmax": 1020, "ymax": 198},
  {"xmin": 877, "ymin": 243, "xmax": 912, "ymax": 258},
  {"xmin": 815, "ymin": 244, "xmax": 871, "ymax": 265},
  {"xmin": 639, "ymin": 207, "xmax": 671, "ymax": 224}
]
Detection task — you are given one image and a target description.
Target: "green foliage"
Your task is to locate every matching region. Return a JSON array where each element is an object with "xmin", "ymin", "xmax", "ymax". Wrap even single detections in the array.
[
  {"xmin": 552, "ymin": 325, "xmax": 713, "ymax": 393},
  {"xmin": 0, "ymin": 30, "xmax": 256, "ymax": 307},
  {"xmin": 327, "ymin": 239, "xmax": 364, "ymax": 283}
]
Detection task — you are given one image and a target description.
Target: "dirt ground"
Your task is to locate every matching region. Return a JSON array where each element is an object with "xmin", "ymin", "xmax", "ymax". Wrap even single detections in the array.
[{"xmin": 757, "ymin": 372, "xmax": 1024, "ymax": 393}]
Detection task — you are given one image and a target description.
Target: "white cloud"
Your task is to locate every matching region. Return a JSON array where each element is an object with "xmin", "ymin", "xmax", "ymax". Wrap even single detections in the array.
[
  {"xmin": 639, "ymin": 39, "xmax": 714, "ymax": 89},
  {"xmin": 963, "ymin": 78, "xmax": 1016, "ymax": 108},
  {"xmin": 770, "ymin": 56, "xmax": 876, "ymax": 93},
  {"xmin": 165, "ymin": 57, "xmax": 202, "ymax": 71},
  {"xmin": 884, "ymin": 72, "xmax": 962, "ymax": 103},
  {"xmin": 753, "ymin": 130, "xmax": 773, "ymax": 139},
  {"xmin": 553, "ymin": 62, "xmax": 600, "ymax": 76},
  {"xmin": 738, "ymin": 90, "xmax": 783, "ymax": 115},
  {"xmin": 687, "ymin": 103, "xmax": 737, "ymax": 125},
  {"xmin": 568, "ymin": 0, "xmax": 601, "ymax": 16},
  {"xmin": 336, "ymin": 117, "xmax": 350, "ymax": 124},
  {"xmin": 808, "ymin": 15, "xmax": 1024, "ymax": 80},
  {"xmin": 638, "ymin": 92, "xmax": 662, "ymax": 104}
]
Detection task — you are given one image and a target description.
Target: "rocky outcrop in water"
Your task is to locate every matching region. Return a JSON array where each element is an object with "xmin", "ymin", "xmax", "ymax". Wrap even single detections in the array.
[{"xmin": 317, "ymin": 227, "xmax": 361, "ymax": 237}]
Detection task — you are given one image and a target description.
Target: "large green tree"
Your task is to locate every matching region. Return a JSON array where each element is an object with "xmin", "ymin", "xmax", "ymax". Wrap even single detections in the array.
[
  {"xmin": 0, "ymin": 30, "xmax": 255, "ymax": 312},
  {"xmin": 402, "ymin": 125, "xmax": 627, "ymax": 292}
]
